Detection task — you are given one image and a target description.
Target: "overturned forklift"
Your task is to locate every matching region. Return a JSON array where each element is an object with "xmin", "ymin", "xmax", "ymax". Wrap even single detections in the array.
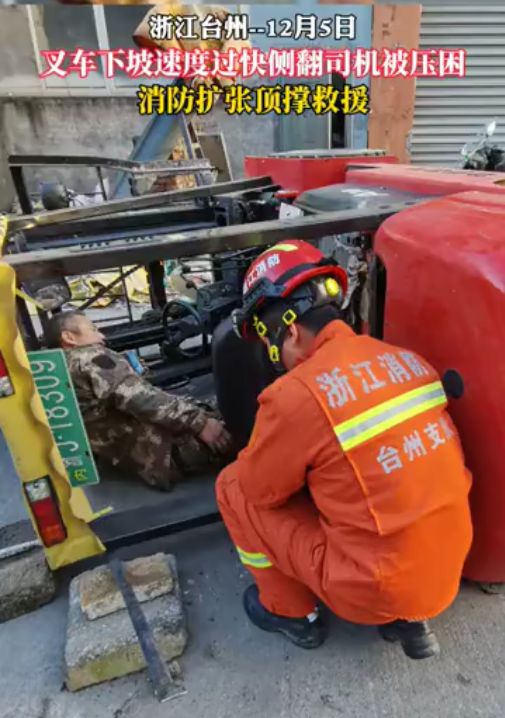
[
  {"xmin": 3, "ymin": 147, "xmax": 505, "ymax": 594},
  {"xmin": 4, "ymin": 147, "xmax": 505, "ymax": 697}
]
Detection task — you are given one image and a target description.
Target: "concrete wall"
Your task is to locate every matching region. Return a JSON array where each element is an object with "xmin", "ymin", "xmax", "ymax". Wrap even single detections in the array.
[
  {"xmin": 0, "ymin": 95, "xmax": 275, "ymax": 193},
  {"xmin": 0, "ymin": 2, "xmax": 370, "ymax": 195},
  {"xmin": 0, "ymin": 134, "xmax": 15, "ymax": 212}
]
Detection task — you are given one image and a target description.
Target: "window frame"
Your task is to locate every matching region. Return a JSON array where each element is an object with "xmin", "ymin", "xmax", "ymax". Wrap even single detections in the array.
[{"xmin": 3, "ymin": 4, "xmax": 245, "ymax": 98}]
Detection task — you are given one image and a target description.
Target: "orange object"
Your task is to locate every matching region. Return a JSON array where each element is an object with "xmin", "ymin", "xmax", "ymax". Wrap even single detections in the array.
[{"xmin": 216, "ymin": 321, "xmax": 473, "ymax": 624}]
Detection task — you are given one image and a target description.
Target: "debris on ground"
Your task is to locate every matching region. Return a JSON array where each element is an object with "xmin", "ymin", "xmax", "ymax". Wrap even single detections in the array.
[{"xmin": 0, "ymin": 547, "xmax": 57, "ymax": 624}]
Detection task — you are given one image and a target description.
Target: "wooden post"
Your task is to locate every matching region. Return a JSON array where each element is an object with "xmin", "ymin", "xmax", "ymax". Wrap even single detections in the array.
[{"xmin": 368, "ymin": 4, "xmax": 422, "ymax": 163}]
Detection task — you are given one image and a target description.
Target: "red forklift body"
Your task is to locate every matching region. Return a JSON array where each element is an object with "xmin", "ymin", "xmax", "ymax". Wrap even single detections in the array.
[
  {"xmin": 376, "ymin": 191, "xmax": 505, "ymax": 582},
  {"xmin": 246, "ymin": 151, "xmax": 505, "ymax": 581},
  {"xmin": 346, "ymin": 162, "xmax": 505, "ymax": 198},
  {"xmin": 244, "ymin": 150, "xmax": 398, "ymax": 196}
]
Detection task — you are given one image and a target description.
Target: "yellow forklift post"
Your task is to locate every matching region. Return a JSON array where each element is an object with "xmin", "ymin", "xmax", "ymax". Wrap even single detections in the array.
[{"xmin": 0, "ymin": 216, "xmax": 105, "ymax": 570}]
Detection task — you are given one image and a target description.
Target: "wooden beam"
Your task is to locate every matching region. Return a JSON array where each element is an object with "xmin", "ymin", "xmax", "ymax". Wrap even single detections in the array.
[{"xmin": 368, "ymin": 4, "xmax": 422, "ymax": 163}]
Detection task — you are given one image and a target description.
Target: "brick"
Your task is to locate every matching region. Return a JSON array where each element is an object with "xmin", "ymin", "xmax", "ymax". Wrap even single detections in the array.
[
  {"xmin": 65, "ymin": 554, "xmax": 187, "ymax": 692},
  {"xmin": 79, "ymin": 552, "xmax": 175, "ymax": 621},
  {"xmin": 0, "ymin": 548, "xmax": 56, "ymax": 624}
]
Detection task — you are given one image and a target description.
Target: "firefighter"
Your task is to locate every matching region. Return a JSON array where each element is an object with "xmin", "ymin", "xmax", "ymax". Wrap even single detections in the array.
[
  {"xmin": 45, "ymin": 311, "xmax": 233, "ymax": 491},
  {"xmin": 216, "ymin": 240, "xmax": 473, "ymax": 659}
]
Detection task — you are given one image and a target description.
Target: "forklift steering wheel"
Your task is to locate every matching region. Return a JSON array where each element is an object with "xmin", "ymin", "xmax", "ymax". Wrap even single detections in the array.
[{"xmin": 161, "ymin": 298, "xmax": 206, "ymax": 359}]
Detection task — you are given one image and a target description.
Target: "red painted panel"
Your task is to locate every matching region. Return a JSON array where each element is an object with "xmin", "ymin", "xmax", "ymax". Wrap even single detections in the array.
[
  {"xmin": 244, "ymin": 155, "xmax": 398, "ymax": 196},
  {"xmin": 375, "ymin": 191, "xmax": 505, "ymax": 581},
  {"xmin": 347, "ymin": 163, "xmax": 505, "ymax": 198}
]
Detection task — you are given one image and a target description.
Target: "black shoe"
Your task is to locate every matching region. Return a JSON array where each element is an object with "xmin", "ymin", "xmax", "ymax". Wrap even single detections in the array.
[
  {"xmin": 243, "ymin": 584, "xmax": 327, "ymax": 650},
  {"xmin": 379, "ymin": 620, "xmax": 440, "ymax": 660}
]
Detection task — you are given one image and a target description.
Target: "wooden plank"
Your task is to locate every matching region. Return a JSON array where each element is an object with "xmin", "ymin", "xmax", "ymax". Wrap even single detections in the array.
[
  {"xmin": 368, "ymin": 5, "xmax": 422, "ymax": 163},
  {"xmin": 198, "ymin": 134, "xmax": 232, "ymax": 183}
]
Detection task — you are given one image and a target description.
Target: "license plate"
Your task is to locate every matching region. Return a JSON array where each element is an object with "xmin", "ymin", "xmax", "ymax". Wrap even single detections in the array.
[{"xmin": 28, "ymin": 350, "xmax": 100, "ymax": 488}]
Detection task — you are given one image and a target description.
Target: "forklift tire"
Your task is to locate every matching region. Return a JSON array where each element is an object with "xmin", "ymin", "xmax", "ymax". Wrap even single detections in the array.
[{"xmin": 212, "ymin": 316, "xmax": 277, "ymax": 451}]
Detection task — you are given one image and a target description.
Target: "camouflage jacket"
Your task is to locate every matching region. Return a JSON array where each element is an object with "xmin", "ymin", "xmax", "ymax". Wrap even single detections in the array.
[{"xmin": 65, "ymin": 345, "xmax": 209, "ymax": 440}]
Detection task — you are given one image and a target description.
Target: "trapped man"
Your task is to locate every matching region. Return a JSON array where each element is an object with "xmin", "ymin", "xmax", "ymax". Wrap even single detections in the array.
[{"xmin": 46, "ymin": 310, "xmax": 232, "ymax": 491}]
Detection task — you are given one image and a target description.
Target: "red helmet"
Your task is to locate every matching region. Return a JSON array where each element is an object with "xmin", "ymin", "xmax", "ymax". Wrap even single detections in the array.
[{"xmin": 233, "ymin": 240, "xmax": 348, "ymax": 364}]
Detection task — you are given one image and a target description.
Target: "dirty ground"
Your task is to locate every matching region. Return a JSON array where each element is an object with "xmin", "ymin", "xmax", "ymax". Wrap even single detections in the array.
[{"xmin": 1, "ymin": 423, "xmax": 505, "ymax": 718}]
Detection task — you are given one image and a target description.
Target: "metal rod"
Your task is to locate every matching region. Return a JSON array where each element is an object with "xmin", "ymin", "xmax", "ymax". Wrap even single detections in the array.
[
  {"xmin": 16, "ymin": 293, "xmax": 39, "ymax": 350},
  {"xmin": 96, "ymin": 166, "xmax": 107, "ymax": 201},
  {"xmin": 8, "ymin": 176, "xmax": 273, "ymax": 232},
  {"xmin": 108, "ymin": 557, "xmax": 186, "ymax": 703},
  {"xmin": 120, "ymin": 267, "xmax": 134, "ymax": 323},
  {"xmin": 100, "ymin": 512, "xmax": 222, "ymax": 553},
  {"xmin": 10, "ymin": 166, "xmax": 33, "ymax": 215},
  {"xmin": 78, "ymin": 265, "xmax": 141, "ymax": 311},
  {"xmin": 0, "ymin": 539, "xmax": 40, "ymax": 561},
  {"xmin": 147, "ymin": 261, "xmax": 167, "ymax": 310},
  {"xmin": 7, "ymin": 202, "xmax": 419, "ymax": 282}
]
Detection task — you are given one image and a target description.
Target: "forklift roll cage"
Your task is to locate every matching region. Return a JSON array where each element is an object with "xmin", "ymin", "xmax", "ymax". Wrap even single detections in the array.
[{"xmin": 0, "ymin": 165, "xmax": 407, "ymax": 571}]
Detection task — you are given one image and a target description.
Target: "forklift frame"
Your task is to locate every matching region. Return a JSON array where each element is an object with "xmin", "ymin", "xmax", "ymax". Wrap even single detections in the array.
[
  {"xmin": 8, "ymin": 153, "xmax": 217, "ymax": 215},
  {"xmin": 1, "ymin": 185, "xmax": 416, "ymax": 568}
]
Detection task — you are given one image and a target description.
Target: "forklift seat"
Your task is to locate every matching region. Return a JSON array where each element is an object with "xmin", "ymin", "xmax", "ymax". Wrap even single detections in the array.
[{"xmin": 212, "ymin": 317, "xmax": 276, "ymax": 451}]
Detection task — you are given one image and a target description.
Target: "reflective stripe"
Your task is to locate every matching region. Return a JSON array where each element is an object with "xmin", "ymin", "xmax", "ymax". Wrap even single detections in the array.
[
  {"xmin": 236, "ymin": 547, "xmax": 273, "ymax": 569},
  {"xmin": 334, "ymin": 381, "xmax": 447, "ymax": 451},
  {"xmin": 259, "ymin": 243, "xmax": 299, "ymax": 256}
]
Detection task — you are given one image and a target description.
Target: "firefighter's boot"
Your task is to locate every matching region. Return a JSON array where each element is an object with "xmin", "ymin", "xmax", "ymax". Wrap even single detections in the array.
[
  {"xmin": 379, "ymin": 619, "xmax": 440, "ymax": 659},
  {"xmin": 243, "ymin": 584, "xmax": 328, "ymax": 649}
]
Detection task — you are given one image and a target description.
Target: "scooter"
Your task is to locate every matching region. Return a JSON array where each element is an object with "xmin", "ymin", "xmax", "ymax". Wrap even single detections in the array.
[{"xmin": 459, "ymin": 120, "xmax": 505, "ymax": 172}]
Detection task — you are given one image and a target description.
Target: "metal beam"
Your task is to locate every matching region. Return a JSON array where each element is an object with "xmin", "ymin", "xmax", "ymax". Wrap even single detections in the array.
[
  {"xmin": 8, "ymin": 176, "xmax": 274, "ymax": 233},
  {"xmin": 24, "ymin": 221, "xmax": 218, "ymax": 251},
  {"xmin": 22, "ymin": 205, "xmax": 216, "ymax": 241},
  {"xmin": 8, "ymin": 153, "xmax": 213, "ymax": 176},
  {"xmin": 6, "ymin": 202, "xmax": 416, "ymax": 282}
]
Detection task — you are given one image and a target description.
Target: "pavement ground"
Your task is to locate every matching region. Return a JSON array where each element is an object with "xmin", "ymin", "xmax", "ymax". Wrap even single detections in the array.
[
  {"xmin": 1, "ymin": 521, "xmax": 505, "ymax": 718},
  {"xmin": 2, "ymin": 431, "xmax": 505, "ymax": 718}
]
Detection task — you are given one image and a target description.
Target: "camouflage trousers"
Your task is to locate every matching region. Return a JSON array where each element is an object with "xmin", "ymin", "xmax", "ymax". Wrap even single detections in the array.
[
  {"xmin": 87, "ymin": 399, "xmax": 235, "ymax": 491},
  {"xmin": 119, "ymin": 425, "xmax": 232, "ymax": 491}
]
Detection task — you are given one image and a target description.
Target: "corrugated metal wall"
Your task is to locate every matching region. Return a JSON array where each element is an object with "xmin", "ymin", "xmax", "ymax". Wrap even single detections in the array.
[
  {"xmin": 244, "ymin": 1, "xmax": 372, "ymax": 152},
  {"xmin": 412, "ymin": 5, "xmax": 505, "ymax": 167}
]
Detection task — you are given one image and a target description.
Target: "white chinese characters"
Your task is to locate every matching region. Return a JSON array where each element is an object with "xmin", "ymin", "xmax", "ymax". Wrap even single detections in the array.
[
  {"xmin": 318, "ymin": 350, "xmax": 430, "ymax": 407},
  {"xmin": 377, "ymin": 418, "xmax": 455, "ymax": 475}
]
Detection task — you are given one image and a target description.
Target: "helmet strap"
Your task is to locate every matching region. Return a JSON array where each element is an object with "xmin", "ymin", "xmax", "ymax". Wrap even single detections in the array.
[{"xmin": 255, "ymin": 297, "xmax": 314, "ymax": 372}]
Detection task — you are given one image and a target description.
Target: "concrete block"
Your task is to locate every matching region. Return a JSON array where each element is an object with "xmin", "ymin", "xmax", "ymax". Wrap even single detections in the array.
[
  {"xmin": 0, "ymin": 548, "xmax": 57, "ymax": 624},
  {"xmin": 65, "ymin": 554, "xmax": 187, "ymax": 692},
  {"xmin": 79, "ymin": 552, "xmax": 175, "ymax": 621}
]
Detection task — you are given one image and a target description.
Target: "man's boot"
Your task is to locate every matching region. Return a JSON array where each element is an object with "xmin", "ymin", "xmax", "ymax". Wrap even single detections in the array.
[
  {"xmin": 243, "ymin": 584, "xmax": 328, "ymax": 650},
  {"xmin": 379, "ymin": 620, "xmax": 440, "ymax": 660}
]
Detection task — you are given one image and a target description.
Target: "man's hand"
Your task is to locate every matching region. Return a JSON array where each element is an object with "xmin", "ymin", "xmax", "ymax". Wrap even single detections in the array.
[{"xmin": 199, "ymin": 418, "xmax": 232, "ymax": 453}]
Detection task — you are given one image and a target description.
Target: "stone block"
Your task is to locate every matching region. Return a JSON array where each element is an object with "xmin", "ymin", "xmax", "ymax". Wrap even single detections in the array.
[
  {"xmin": 65, "ymin": 554, "xmax": 187, "ymax": 692},
  {"xmin": 0, "ymin": 548, "xmax": 57, "ymax": 624},
  {"xmin": 79, "ymin": 552, "xmax": 175, "ymax": 620}
]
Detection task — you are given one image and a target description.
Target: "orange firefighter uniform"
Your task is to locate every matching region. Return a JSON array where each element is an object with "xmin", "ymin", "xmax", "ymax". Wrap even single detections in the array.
[{"xmin": 216, "ymin": 319, "xmax": 473, "ymax": 624}]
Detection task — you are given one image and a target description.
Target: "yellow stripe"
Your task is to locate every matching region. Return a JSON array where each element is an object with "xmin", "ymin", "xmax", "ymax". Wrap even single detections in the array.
[
  {"xmin": 335, "ymin": 381, "xmax": 443, "ymax": 434},
  {"xmin": 240, "ymin": 557, "xmax": 273, "ymax": 569},
  {"xmin": 259, "ymin": 242, "xmax": 299, "ymax": 257},
  {"xmin": 236, "ymin": 547, "xmax": 273, "ymax": 568},
  {"xmin": 15, "ymin": 289, "xmax": 44, "ymax": 310},
  {"xmin": 236, "ymin": 546, "xmax": 266, "ymax": 559},
  {"xmin": 338, "ymin": 395, "xmax": 447, "ymax": 451}
]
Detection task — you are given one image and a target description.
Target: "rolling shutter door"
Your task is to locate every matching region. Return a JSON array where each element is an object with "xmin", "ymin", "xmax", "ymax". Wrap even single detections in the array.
[{"xmin": 411, "ymin": 6, "xmax": 505, "ymax": 167}]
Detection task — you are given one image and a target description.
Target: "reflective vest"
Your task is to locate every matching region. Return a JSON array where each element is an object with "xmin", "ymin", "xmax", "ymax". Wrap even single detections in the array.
[{"xmin": 292, "ymin": 321, "xmax": 473, "ymax": 620}]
